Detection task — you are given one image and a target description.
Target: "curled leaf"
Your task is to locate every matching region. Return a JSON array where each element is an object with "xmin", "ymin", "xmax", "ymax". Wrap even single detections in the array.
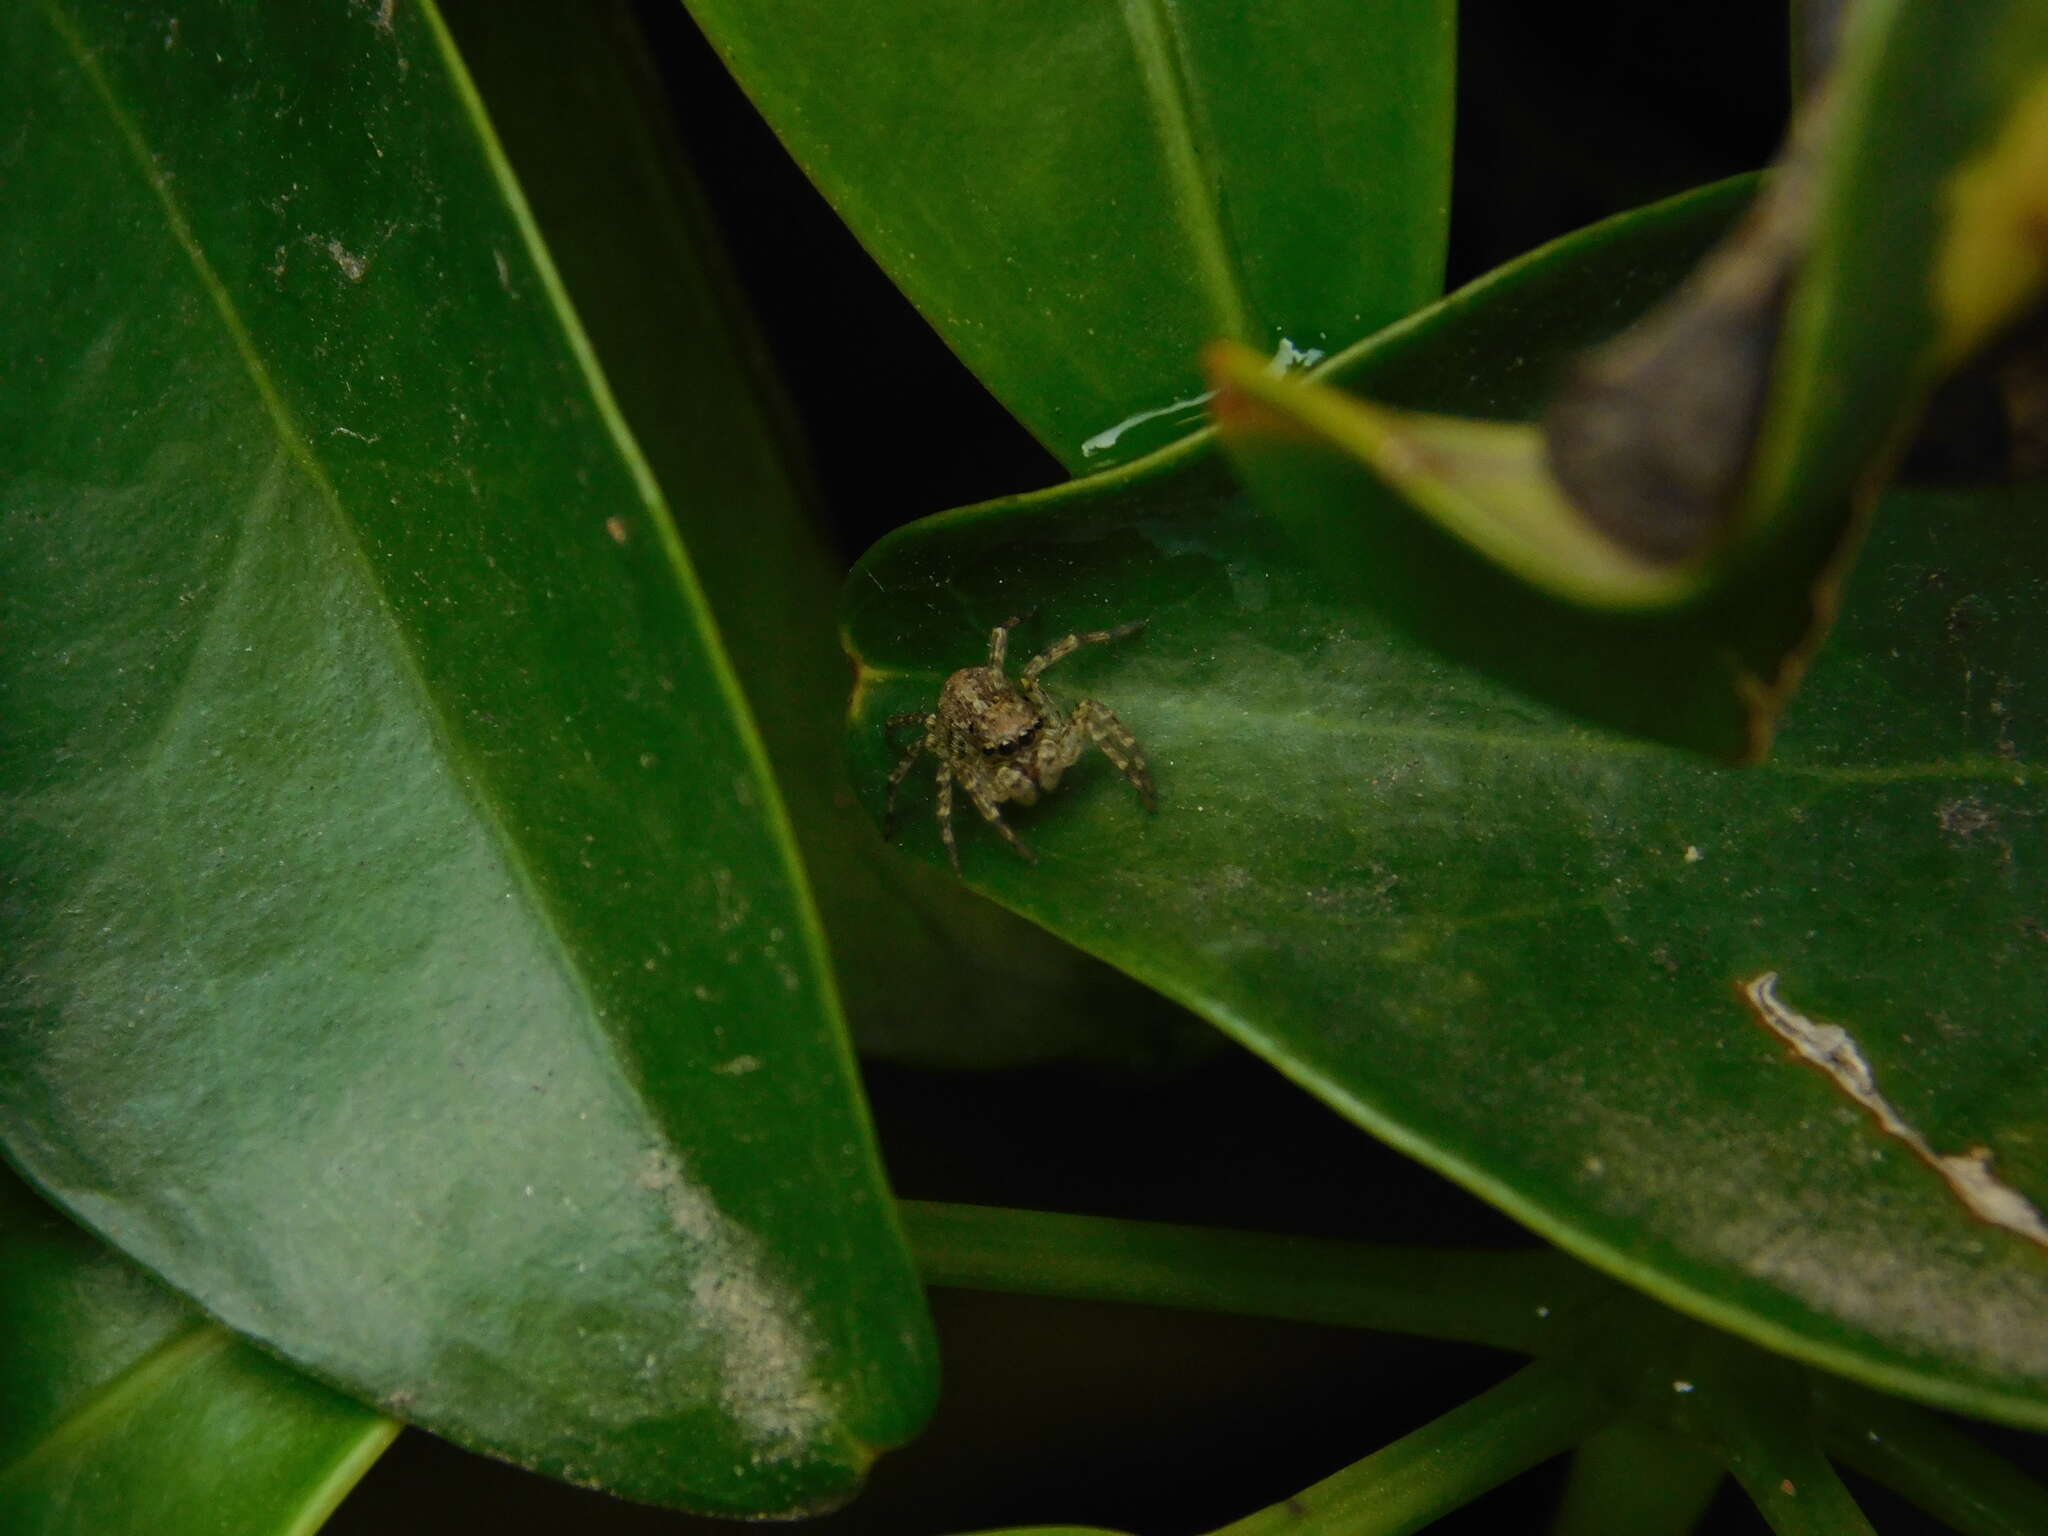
[{"xmin": 1217, "ymin": 0, "xmax": 2048, "ymax": 756}]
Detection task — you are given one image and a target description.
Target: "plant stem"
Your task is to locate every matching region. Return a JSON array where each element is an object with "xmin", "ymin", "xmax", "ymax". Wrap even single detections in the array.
[
  {"xmin": 1719, "ymin": 1419, "xmax": 1876, "ymax": 1536},
  {"xmin": 1549, "ymin": 1422, "xmax": 1724, "ymax": 1536},
  {"xmin": 1205, "ymin": 1358, "xmax": 1611, "ymax": 1536},
  {"xmin": 1818, "ymin": 1381, "xmax": 2048, "ymax": 1536},
  {"xmin": 902, "ymin": 1201, "xmax": 1601, "ymax": 1354}
]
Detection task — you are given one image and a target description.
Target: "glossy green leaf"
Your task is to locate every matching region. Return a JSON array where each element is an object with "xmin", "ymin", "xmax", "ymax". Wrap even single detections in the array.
[
  {"xmin": 442, "ymin": 0, "xmax": 1205, "ymax": 1072},
  {"xmin": 845, "ymin": 194, "xmax": 2048, "ymax": 1426},
  {"xmin": 0, "ymin": 0, "xmax": 930, "ymax": 1514},
  {"xmin": 1214, "ymin": 0, "xmax": 2048, "ymax": 757},
  {"xmin": 678, "ymin": 0, "xmax": 1453, "ymax": 470},
  {"xmin": 0, "ymin": 1168, "xmax": 395, "ymax": 1535}
]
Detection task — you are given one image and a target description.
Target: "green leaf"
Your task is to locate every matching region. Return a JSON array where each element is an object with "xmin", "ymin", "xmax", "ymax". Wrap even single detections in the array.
[
  {"xmin": 678, "ymin": 0, "xmax": 1454, "ymax": 470},
  {"xmin": 1207, "ymin": 351, "xmax": 1707, "ymax": 611},
  {"xmin": 441, "ymin": 0, "xmax": 1207, "ymax": 1072},
  {"xmin": 845, "ymin": 197, "xmax": 2048, "ymax": 1426},
  {"xmin": 0, "ymin": 1169, "xmax": 395, "ymax": 1535},
  {"xmin": 1215, "ymin": 1, "xmax": 2048, "ymax": 757},
  {"xmin": 0, "ymin": 0, "xmax": 931, "ymax": 1514},
  {"xmin": 1213, "ymin": 177, "xmax": 1827, "ymax": 761},
  {"xmin": 1751, "ymin": 0, "xmax": 2048, "ymax": 518}
]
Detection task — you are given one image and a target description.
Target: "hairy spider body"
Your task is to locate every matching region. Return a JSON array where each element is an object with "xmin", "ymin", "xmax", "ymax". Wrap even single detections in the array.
[{"xmin": 883, "ymin": 616, "xmax": 1154, "ymax": 872}]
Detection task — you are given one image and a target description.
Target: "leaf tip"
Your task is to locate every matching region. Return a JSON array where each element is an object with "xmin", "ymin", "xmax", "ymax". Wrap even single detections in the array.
[{"xmin": 1201, "ymin": 340, "xmax": 1310, "ymax": 443}]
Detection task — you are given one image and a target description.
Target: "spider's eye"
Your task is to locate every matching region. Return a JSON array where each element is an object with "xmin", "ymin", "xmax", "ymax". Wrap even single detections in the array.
[{"xmin": 995, "ymin": 739, "xmax": 1017, "ymax": 756}]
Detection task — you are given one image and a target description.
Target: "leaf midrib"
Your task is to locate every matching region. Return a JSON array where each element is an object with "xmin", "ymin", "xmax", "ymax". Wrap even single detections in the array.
[
  {"xmin": 38, "ymin": 0, "xmax": 849, "ymax": 1076},
  {"xmin": 35, "ymin": 0, "xmax": 622, "ymax": 1057},
  {"xmin": 1119, "ymin": 0, "xmax": 1254, "ymax": 344},
  {"xmin": 0, "ymin": 1318, "xmax": 399, "ymax": 1535},
  {"xmin": 855, "ymin": 671, "xmax": 2020, "ymax": 786},
  {"xmin": 0, "ymin": 1323, "xmax": 223, "ymax": 1486}
]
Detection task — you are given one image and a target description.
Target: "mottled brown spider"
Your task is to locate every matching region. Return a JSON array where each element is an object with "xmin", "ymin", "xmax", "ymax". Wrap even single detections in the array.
[{"xmin": 883, "ymin": 615, "xmax": 1155, "ymax": 872}]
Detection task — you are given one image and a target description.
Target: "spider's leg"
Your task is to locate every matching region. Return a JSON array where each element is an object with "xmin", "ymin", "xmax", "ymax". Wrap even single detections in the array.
[
  {"xmin": 936, "ymin": 766, "xmax": 961, "ymax": 875},
  {"xmin": 1019, "ymin": 619, "xmax": 1146, "ymax": 685},
  {"xmin": 882, "ymin": 730, "xmax": 931, "ymax": 842},
  {"xmin": 885, "ymin": 710, "xmax": 934, "ymax": 738},
  {"xmin": 1018, "ymin": 674, "xmax": 1062, "ymax": 722},
  {"xmin": 987, "ymin": 612, "xmax": 1033, "ymax": 671},
  {"xmin": 964, "ymin": 782, "xmax": 1037, "ymax": 863},
  {"xmin": 1073, "ymin": 699, "xmax": 1155, "ymax": 810}
]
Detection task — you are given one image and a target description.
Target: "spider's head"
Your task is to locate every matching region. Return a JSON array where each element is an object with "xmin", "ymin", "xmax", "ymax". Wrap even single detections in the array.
[{"xmin": 941, "ymin": 666, "xmax": 1047, "ymax": 771}]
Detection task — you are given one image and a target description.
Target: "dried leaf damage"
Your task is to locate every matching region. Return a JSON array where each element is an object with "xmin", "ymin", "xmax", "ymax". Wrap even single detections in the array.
[
  {"xmin": 1742, "ymin": 973, "xmax": 2048, "ymax": 1249},
  {"xmin": 635, "ymin": 1149, "xmax": 833, "ymax": 1460}
]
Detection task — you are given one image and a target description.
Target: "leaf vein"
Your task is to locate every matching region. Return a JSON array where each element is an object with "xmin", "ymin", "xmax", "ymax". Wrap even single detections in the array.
[
  {"xmin": 0, "ymin": 1323, "xmax": 225, "ymax": 1487},
  {"xmin": 1119, "ymin": 0, "xmax": 1253, "ymax": 344}
]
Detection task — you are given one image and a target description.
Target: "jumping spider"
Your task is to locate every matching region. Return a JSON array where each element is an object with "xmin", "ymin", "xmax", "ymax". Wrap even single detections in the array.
[{"xmin": 883, "ymin": 615, "xmax": 1155, "ymax": 872}]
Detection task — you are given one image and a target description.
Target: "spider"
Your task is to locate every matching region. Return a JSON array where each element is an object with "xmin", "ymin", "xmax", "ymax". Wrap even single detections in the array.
[{"xmin": 882, "ymin": 614, "xmax": 1155, "ymax": 872}]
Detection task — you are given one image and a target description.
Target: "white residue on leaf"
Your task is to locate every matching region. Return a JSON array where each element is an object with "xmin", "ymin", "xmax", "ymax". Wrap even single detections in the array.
[
  {"xmin": 1079, "ymin": 388, "xmax": 1215, "ymax": 459},
  {"xmin": 1742, "ymin": 973, "xmax": 2048, "ymax": 1249},
  {"xmin": 635, "ymin": 1149, "xmax": 832, "ymax": 1457},
  {"xmin": 1078, "ymin": 336, "xmax": 1325, "ymax": 458},
  {"xmin": 1264, "ymin": 337, "xmax": 1327, "ymax": 376},
  {"xmin": 325, "ymin": 238, "xmax": 368, "ymax": 282},
  {"xmin": 710, "ymin": 866, "xmax": 748, "ymax": 935}
]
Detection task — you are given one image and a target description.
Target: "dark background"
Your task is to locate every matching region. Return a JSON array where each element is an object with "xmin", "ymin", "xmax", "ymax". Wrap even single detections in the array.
[{"xmin": 330, "ymin": 5, "xmax": 2018, "ymax": 1531}]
